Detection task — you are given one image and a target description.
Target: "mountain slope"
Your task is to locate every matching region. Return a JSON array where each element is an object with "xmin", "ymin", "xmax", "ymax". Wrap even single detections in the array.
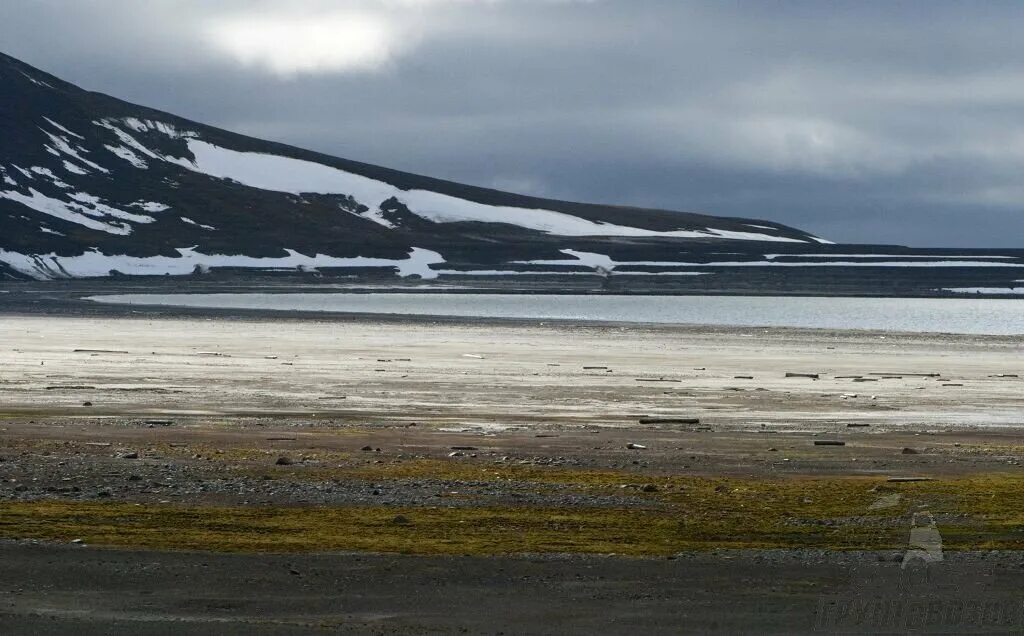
[{"xmin": 0, "ymin": 52, "xmax": 834, "ymax": 281}]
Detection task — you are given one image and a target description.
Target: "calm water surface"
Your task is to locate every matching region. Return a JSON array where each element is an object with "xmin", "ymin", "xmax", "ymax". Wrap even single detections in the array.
[{"xmin": 87, "ymin": 293, "xmax": 1024, "ymax": 335}]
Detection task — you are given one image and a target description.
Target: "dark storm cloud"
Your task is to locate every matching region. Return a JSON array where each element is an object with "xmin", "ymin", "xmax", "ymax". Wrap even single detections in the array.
[{"xmin": 2, "ymin": 0, "xmax": 1023, "ymax": 246}]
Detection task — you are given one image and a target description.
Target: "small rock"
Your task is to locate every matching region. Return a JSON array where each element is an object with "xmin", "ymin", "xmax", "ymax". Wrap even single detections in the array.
[
  {"xmin": 626, "ymin": 443, "xmax": 647, "ymax": 450},
  {"xmin": 275, "ymin": 456, "xmax": 294, "ymax": 465},
  {"xmin": 901, "ymin": 447, "xmax": 919, "ymax": 455},
  {"xmin": 391, "ymin": 514, "xmax": 411, "ymax": 525},
  {"xmin": 82, "ymin": 401, "xmax": 93, "ymax": 407},
  {"xmin": 119, "ymin": 452, "xmax": 139, "ymax": 459},
  {"xmin": 360, "ymin": 446, "xmax": 373, "ymax": 452},
  {"xmin": 641, "ymin": 484, "xmax": 658, "ymax": 493}
]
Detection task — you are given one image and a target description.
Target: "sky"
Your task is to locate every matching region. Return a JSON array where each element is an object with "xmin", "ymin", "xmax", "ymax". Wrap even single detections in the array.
[{"xmin": 2, "ymin": 0, "xmax": 1023, "ymax": 247}]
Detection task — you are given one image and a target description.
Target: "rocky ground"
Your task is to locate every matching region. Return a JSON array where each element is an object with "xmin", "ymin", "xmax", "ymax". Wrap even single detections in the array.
[{"xmin": 0, "ymin": 304, "xmax": 1021, "ymax": 633}]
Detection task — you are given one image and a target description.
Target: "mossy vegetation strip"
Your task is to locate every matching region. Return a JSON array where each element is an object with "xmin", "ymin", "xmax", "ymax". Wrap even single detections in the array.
[{"xmin": 1, "ymin": 473, "xmax": 1023, "ymax": 554}]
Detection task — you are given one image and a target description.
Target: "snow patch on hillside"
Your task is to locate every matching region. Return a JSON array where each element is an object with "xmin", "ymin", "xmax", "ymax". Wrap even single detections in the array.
[
  {"xmin": 0, "ymin": 189, "xmax": 133, "ymax": 235},
  {"xmin": 104, "ymin": 145, "xmax": 148, "ymax": 169},
  {"xmin": 130, "ymin": 201, "xmax": 170, "ymax": 213},
  {"xmin": 519, "ymin": 249, "xmax": 711, "ymax": 271},
  {"xmin": 17, "ymin": 70, "xmax": 53, "ymax": 89},
  {"xmin": 43, "ymin": 117, "xmax": 84, "ymax": 140},
  {"xmin": 0, "ymin": 167, "xmax": 15, "ymax": 187},
  {"xmin": 0, "ymin": 247, "xmax": 444, "ymax": 280},
  {"xmin": 180, "ymin": 216, "xmax": 217, "ymax": 230},
  {"xmin": 180, "ymin": 140, "xmax": 811, "ymax": 242},
  {"xmin": 29, "ymin": 167, "xmax": 71, "ymax": 189},
  {"xmin": 94, "ymin": 120, "xmax": 194, "ymax": 169},
  {"xmin": 517, "ymin": 250, "xmax": 1024, "ymax": 271},
  {"xmin": 121, "ymin": 118, "xmax": 197, "ymax": 139},
  {"xmin": 62, "ymin": 160, "xmax": 88, "ymax": 176},
  {"xmin": 66, "ymin": 193, "xmax": 156, "ymax": 224},
  {"xmin": 41, "ymin": 130, "xmax": 109, "ymax": 174}
]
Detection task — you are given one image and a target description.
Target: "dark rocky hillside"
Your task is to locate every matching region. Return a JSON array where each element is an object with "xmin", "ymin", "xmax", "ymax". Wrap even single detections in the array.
[{"xmin": 1, "ymin": 52, "xmax": 1022, "ymax": 295}]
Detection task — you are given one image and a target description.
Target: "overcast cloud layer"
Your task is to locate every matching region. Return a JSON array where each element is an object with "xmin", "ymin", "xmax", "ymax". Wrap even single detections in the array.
[{"xmin": 2, "ymin": 0, "xmax": 1023, "ymax": 247}]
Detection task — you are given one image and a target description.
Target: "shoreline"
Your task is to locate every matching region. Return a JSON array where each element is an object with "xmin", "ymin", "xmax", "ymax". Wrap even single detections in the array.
[{"xmin": 1, "ymin": 305, "xmax": 1021, "ymax": 632}]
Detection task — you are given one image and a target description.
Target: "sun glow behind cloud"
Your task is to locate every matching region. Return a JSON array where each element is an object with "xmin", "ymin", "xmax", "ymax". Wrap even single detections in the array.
[{"xmin": 205, "ymin": 12, "xmax": 398, "ymax": 75}]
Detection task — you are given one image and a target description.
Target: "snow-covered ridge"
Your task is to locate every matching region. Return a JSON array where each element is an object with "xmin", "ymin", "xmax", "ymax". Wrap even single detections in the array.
[
  {"xmin": 0, "ymin": 247, "xmax": 444, "ymax": 280},
  {"xmin": 180, "ymin": 140, "xmax": 814, "ymax": 242}
]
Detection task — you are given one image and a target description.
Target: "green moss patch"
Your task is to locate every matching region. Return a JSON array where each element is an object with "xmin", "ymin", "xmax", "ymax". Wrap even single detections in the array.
[{"xmin": 2, "ymin": 473, "xmax": 1023, "ymax": 555}]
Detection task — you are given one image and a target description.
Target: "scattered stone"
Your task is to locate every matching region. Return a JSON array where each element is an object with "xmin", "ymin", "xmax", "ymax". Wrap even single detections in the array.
[
  {"xmin": 144, "ymin": 420, "xmax": 173, "ymax": 426},
  {"xmin": 119, "ymin": 451, "xmax": 139, "ymax": 459},
  {"xmin": 814, "ymin": 441, "xmax": 846, "ymax": 446},
  {"xmin": 734, "ymin": 375, "xmax": 754, "ymax": 379},
  {"xmin": 448, "ymin": 451, "xmax": 465, "ymax": 457},
  {"xmin": 786, "ymin": 373, "xmax": 820, "ymax": 379},
  {"xmin": 583, "ymin": 366, "xmax": 609, "ymax": 370},
  {"xmin": 887, "ymin": 477, "xmax": 934, "ymax": 483},
  {"xmin": 626, "ymin": 443, "xmax": 647, "ymax": 450},
  {"xmin": 450, "ymin": 446, "xmax": 478, "ymax": 451},
  {"xmin": 846, "ymin": 423, "xmax": 871, "ymax": 427}
]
